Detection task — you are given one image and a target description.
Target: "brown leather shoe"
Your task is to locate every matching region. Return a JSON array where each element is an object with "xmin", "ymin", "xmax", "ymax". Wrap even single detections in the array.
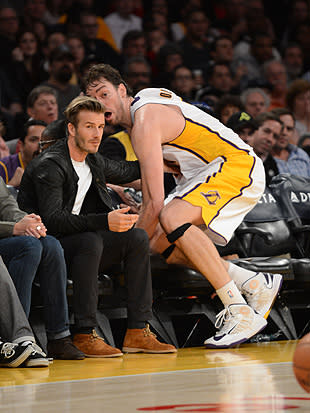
[
  {"xmin": 73, "ymin": 330, "xmax": 123, "ymax": 358},
  {"xmin": 47, "ymin": 336, "xmax": 85, "ymax": 360},
  {"xmin": 122, "ymin": 324, "xmax": 177, "ymax": 353}
]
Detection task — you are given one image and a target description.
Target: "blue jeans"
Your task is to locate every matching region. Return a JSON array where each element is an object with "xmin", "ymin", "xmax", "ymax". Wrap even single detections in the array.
[{"xmin": 0, "ymin": 235, "xmax": 70, "ymax": 340}]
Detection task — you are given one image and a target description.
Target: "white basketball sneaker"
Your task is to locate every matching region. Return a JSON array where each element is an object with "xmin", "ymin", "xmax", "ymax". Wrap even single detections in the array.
[
  {"xmin": 204, "ymin": 303, "xmax": 267, "ymax": 349},
  {"xmin": 241, "ymin": 273, "xmax": 283, "ymax": 319}
]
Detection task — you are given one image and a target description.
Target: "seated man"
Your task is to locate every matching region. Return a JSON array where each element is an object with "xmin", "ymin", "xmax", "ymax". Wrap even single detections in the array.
[
  {"xmin": 0, "ymin": 119, "xmax": 46, "ymax": 188},
  {"xmin": 0, "ymin": 178, "xmax": 84, "ymax": 361},
  {"xmin": 18, "ymin": 96, "xmax": 176, "ymax": 356},
  {"xmin": 271, "ymin": 107, "xmax": 310, "ymax": 177},
  {"xmin": 0, "ymin": 257, "xmax": 48, "ymax": 368},
  {"xmin": 252, "ymin": 112, "xmax": 282, "ymax": 186}
]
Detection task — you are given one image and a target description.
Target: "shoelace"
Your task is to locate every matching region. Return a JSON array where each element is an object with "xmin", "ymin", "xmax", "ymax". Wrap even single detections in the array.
[
  {"xmin": 29, "ymin": 343, "xmax": 47, "ymax": 357},
  {"xmin": 91, "ymin": 330, "xmax": 105, "ymax": 342},
  {"xmin": 214, "ymin": 308, "xmax": 232, "ymax": 329},
  {"xmin": 1, "ymin": 342, "xmax": 17, "ymax": 359},
  {"xmin": 143, "ymin": 324, "xmax": 156, "ymax": 338}
]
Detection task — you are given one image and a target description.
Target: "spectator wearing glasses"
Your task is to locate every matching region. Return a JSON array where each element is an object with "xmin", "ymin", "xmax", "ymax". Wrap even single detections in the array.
[
  {"xmin": 170, "ymin": 65, "xmax": 196, "ymax": 103},
  {"xmin": 123, "ymin": 56, "xmax": 152, "ymax": 96},
  {"xmin": 27, "ymin": 85, "xmax": 59, "ymax": 125},
  {"xmin": 271, "ymin": 107, "xmax": 310, "ymax": 178}
]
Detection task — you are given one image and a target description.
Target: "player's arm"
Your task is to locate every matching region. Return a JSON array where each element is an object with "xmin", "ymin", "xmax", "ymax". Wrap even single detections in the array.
[{"xmin": 130, "ymin": 105, "xmax": 166, "ymax": 238}]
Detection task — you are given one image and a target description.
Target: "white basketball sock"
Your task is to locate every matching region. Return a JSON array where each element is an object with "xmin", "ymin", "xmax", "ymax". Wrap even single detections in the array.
[
  {"xmin": 216, "ymin": 280, "xmax": 247, "ymax": 307},
  {"xmin": 227, "ymin": 262, "xmax": 258, "ymax": 289}
]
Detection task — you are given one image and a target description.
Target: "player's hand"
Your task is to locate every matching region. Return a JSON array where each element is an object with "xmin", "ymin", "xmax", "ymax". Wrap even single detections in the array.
[
  {"xmin": 107, "ymin": 184, "xmax": 141, "ymax": 213},
  {"xmin": 108, "ymin": 206, "xmax": 139, "ymax": 232},
  {"xmin": 119, "ymin": 202, "xmax": 141, "ymax": 214},
  {"xmin": 13, "ymin": 214, "xmax": 47, "ymax": 238}
]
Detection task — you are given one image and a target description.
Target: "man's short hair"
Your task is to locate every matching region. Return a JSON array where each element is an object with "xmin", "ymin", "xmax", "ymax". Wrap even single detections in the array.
[
  {"xmin": 255, "ymin": 112, "xmax": 282, "ymax": 129},
  {"xmin": 27, "ymin": 86, "xmax": 58, "ymax": 109},
  {"xmin": 122, "ymin": 56, "xmax": 151, "ymax": 77},
  {"xmin": 270, "ymin": 107, "xmax": 295, "ymax": 124},
  {"xmin": 122, "ymin": 30, "xmax": 145, "ymax": 51},
  {"xmin": 21, "ymin": 119, "xmax": 47, "ymax": 143},
  {"xmin": 214, "ymin": 94, "xmax": 244, "ymax": 120},
  {"xmin": 82, "ymin": 63, "xmax": 132, "ymax": 96},
  {"xmin": 207, "ymin": 61, "xmax": 233, "ymax": 79},
  {"xmin": 41, "ymin": 119, "xmax": 67, "ymax": 140},
  {"xmin": 64, "ymin": 96, "xmax": 105, "ymax": 127},
  {"xmin": 209, "ymin": 35, "xmax": 233, "ymax": 54},
  {"xmin": 240, "ymin": 87, "xmax": 271, "ymax": 108}
]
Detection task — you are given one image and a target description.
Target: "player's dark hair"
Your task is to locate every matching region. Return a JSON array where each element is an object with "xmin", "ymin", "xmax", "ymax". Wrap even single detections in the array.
[{"xmin": 82, "ymin": 64, "xmax": 132, "ymax": 96}]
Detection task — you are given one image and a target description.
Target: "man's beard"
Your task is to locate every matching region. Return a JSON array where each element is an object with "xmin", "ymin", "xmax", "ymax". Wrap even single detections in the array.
[{"xmin": 55, "ymin": 67, "xmax": 73, "ymax": 83}]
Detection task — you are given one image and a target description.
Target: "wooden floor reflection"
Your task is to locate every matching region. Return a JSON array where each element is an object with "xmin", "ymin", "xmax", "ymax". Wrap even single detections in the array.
[{"xmin": 1, "ymin": 340, "xmax": 309, "ymax": 412}]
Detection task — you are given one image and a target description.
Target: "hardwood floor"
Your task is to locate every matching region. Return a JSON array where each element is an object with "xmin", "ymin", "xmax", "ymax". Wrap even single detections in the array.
[{"xmin": 1, "ymin": 341, "xmax": 309, "ymax": 412}]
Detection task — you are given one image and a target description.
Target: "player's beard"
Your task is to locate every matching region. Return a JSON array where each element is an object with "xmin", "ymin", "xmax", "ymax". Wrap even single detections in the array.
[{"xmin": 115, "ymin": 96, "xmax": 128, "ymax": 127}]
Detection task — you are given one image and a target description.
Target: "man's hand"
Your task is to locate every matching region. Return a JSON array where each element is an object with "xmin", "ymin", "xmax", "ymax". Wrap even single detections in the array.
[
  {"xmin": 13, "ymin": 214, "xmax": 47, "ymax": 238},
  {"xmin": 8, "ymin": 167, "xmax": 24, "ymax": 188},
  {"xmin": 107, "ymin": 184, "xmax": 141, "ymax": 213},
  {"xmin": 108, "ymin": 206, "xmax": 139, "ymax": 232},
  {"xmin": 11, "ymin": 47, "xmax": 24, "ymax": 62}
]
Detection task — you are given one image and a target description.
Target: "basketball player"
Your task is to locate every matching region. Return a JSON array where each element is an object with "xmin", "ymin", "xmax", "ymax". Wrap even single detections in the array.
[{"xmin": 84, "ymin": 64, "xmax": 283, "ymax": 349}]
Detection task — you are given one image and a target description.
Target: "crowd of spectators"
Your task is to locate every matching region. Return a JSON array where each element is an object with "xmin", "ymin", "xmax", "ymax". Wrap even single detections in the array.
[
  {"xmin": 1, "ymin": 0, "xmax": 310, "ymax": 366},
  {"xmin": 1, "ymin": 0, "xmax": 309, "ymax": 160}
]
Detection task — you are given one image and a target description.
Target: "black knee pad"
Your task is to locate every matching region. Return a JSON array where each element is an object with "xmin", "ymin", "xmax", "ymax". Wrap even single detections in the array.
[
  {"xmin": 161, "ymin": 223, "xmax": 192, "ymax": 260},
  {"xmin": 166, "ymin": 223, "xmax": 192, "ymax": 243},
  {"xmin": 161, "ymin": 244, "xmax": 176, "ymax": 260}
]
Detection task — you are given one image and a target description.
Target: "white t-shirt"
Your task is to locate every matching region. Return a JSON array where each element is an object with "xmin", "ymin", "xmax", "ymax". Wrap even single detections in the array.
[
  {"xmin": 71, "ymin": 159, "xmax": 92, "ymax": 215},
  {"xmin": 104, "ymin": 12, "xmax": 142, "ymax": 51}
]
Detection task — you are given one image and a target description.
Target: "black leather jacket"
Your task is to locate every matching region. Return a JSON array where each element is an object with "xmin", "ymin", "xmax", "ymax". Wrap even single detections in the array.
[{"xmin": 17, "ymin": 139, "xmax": 140, "ymax": 237}]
